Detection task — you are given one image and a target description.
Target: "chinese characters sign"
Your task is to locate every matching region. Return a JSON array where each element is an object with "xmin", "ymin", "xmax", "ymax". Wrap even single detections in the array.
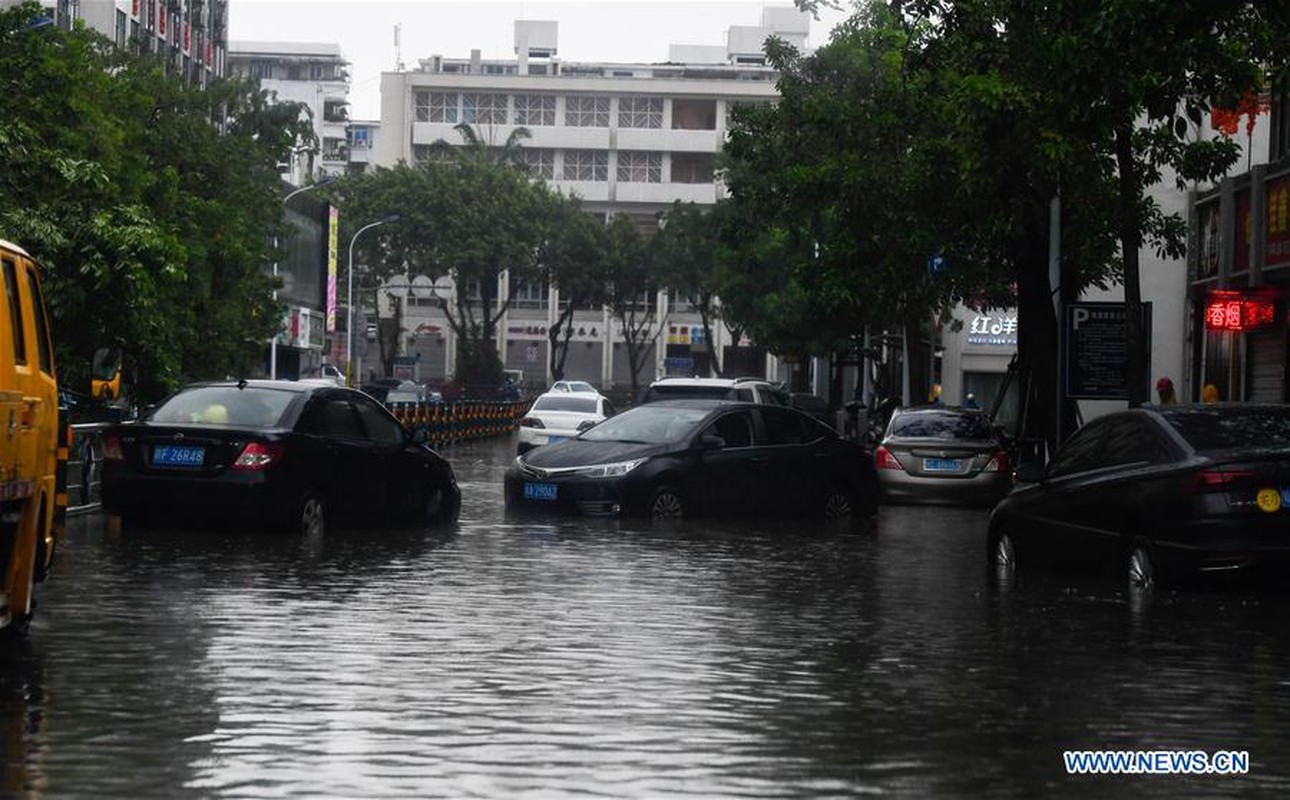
[
  {"xmin": 1268, "ymin": 174, "xmax": 1290, "ymax": 269},
  {"xmin": 967, "ymin": 314, "xmax": 1018, "ymax": 346},
  {"xmin": 326, "ymin": 206, "xmax": 339, "ymax": 333},
  {"xmin": 1203, "ymin": 290, "xmax": 1277, "ymax": 332},
  {"xmin": 1064, "ymin": 302, "xmax": 1151, "ymax": 400}
]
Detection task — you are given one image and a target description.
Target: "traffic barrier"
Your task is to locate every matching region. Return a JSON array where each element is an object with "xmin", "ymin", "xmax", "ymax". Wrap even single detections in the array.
[{"xmin": 390, "ymin": 398, "xmax": 531, "ymax": 448}]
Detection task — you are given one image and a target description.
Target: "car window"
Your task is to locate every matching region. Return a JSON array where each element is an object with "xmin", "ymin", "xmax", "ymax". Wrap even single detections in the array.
[
  {"xmin": 300, "ymin": 397, "xmax": 365, "ymax": 440},
  {"xmin": 1046, "ymin": 419, "xmax": 1109, "ymax": 478},
  {"xmin": 353, "ymin": 394, "xmax": 406, "ymax": 446},
  {"xmin": 532, "ymin": 395, "xmax": 599, "ymax": 413},
  {"xmin": 148, "ymin": 386, "xmax": 293, "ymax": 427},
  {"xmin": 581, "ymin": 405, "xmax": 709, "ymax": 444},
  {"xmin": 761, "ymin": 407, "xmax": 807, "ymax": 445},
  {"xmin": 707, "ymin": 410, "xmax": 754, "ymax": 448},
  {"xmin": 1102, "ymin": 417, "xmax": 1173, "ymax": 466},
  {"xmin": 601, "ymin": 398, "xmax": 617, "ymax": 416},
  {"xmin": 891, "ymin": 410, "xmax": 992, "ymax": 439},
  {"xmin": 1161, "ymin": 406, "xmax": 1290, "ymax": 451},
  {"xmin": 734, "ymin": 388, "xmax": 755, "ymax": 402}
]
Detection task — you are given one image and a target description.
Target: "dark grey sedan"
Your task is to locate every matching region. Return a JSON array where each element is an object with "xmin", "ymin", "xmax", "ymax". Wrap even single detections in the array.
[
  {"xmin": 988, "ymin": 404, "xmax": 1290, "ymax": 591},
  {"xmin": 875, "ymin": 406, "xmax": 1012, "ymax": 505}
]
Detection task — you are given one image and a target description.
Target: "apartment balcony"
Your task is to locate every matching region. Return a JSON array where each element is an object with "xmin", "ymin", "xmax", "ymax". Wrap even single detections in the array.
[
  {"xmin": 617, "ymin": 128, "xmax": 719, "ymax": 153},
  {"xmin": 549, "ymin": 180, "xmax": 610, "ymax": 202},
  {"xmin": 614, "ymin": 182, "xmax": 717, "ymax": 204},
  {"xmin": 412, "ymin": 122, "xmax": 611, "ymax": 150}
]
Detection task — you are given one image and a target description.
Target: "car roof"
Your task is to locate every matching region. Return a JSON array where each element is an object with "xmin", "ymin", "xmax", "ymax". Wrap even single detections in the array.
[
  {"xmin": 649, "ymin": 377, "xmax": 771, "ymax": 388},
  {"xmin": 534, "ymin": 390, "xmax": 602, "ymax": 402},
  {"xmin": 182, "ymin": 379, "xmax": 340, "ymax": 395}
]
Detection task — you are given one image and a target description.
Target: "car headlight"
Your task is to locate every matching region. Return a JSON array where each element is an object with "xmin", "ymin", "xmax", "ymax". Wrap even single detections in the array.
[{"xmin": 576, "ymin": 458, "xmax": 647, "ymax": 478}]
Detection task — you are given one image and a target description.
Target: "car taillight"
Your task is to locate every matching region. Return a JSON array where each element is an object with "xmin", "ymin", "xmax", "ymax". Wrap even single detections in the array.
[
  {"xmin": 875, "ymin": 446, "xmax": 904, "ymax": 470},
  {"xmin": 103, "ymin": 435, "xmax": 123, "ymax": 461},
  {"xmin": 232, "ymin": 442, "xmax": 284, "ymax": 471},
  {"xmin": 983, "ymin": 450, "xmax": 1008, "ymax": 473},
  {"xmin": 1190, "ymin": 467, "xmax": 1254, "ymax": 493},
  {"xmin": 520, "ymin": 417, "xmax": 544, "ymax": 429}
]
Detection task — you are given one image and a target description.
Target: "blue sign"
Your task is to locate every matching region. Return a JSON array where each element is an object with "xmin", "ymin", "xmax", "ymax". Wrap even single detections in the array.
[{"xmin": 927, "ymin": 255, "xmax": 947, "ymax": 274}]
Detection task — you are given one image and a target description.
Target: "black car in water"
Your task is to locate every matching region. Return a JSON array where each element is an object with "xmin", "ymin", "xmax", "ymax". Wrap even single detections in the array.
[
  {"xmin": 101, "ymin": 380, "xmax": 460, "ymax": 534},
  {"xmin": 988, "ymin": 403, "xmax": 1290, "ymax": 590},
  {"xmin": 504, "ymin": 399, "xmax": 878, "ymax": 520}
]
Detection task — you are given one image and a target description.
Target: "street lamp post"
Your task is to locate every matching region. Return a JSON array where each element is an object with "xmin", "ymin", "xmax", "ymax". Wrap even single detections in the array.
[
  {"xmin": 346, "ymin": 214, "xmax": 400, "ymax": 386},
  {"xmin": 271, "ymin": 176, "xmax": 336, "ymax": 379}
]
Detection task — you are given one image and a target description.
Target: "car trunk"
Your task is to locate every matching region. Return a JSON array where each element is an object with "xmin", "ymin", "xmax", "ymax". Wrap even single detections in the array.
[
  {"xmin": 119, "ymin": 425, "xmax": 271, "ymax": 477},
  {"xmin": 884, "ymin": 437, "xmax": 997, "ymax": 478}
]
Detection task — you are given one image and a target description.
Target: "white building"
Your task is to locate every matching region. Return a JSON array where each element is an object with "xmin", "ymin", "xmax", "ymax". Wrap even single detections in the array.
[
  {"xmin": 3, "ymin": 0, "xmax": 228, "ymax": 86},
  {"xmin": 368, "ymin": 9, "xmax": 814, "ymax": 390},
  {"xmin": 227, "ymin": 41, "xmax": 352, "ymax": 185}
]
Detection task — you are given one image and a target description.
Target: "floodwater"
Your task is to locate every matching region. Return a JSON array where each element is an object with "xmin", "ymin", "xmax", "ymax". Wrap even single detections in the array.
[{"xmin": 4, "ymin": 436, "xmax": 1290, "ymax": 798}]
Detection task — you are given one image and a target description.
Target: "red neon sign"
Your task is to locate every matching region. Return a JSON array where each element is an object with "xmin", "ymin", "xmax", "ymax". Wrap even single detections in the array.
[{"xmin": 1204, "ymin": 291, "xmax": 1277, "ymax": 332}]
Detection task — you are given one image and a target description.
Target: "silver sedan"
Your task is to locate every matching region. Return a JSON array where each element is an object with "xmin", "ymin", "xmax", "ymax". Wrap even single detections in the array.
[{"xmin": 875, "ymin": 406, "xmax": 1012, "ymax": 506}]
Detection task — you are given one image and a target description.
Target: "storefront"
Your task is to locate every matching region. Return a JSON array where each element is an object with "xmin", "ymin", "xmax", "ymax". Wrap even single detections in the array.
[
  {"xmin": 940, "ymin": 304, "xmax": 1020, "ymax": 430},
  {"xmin": 1192, "ymin": 166, "xmax": 1290, "ymax": 402}
]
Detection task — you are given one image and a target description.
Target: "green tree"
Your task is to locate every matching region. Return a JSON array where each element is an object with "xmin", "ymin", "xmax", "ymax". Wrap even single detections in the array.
[
  {"xmin": 0, "ymin": 3, "xmax": 312, "ymax": 400},
  {"xmin": 329, "ymin": 158, "xmax": 557, "ymax": 387},
  {"xmin": 605, "ymin": 215, "xmax": 664, "ymax": 398},
  {"xmin": 540, "ymin": 200, "xmax": 610, "ymax": 382},
  {"xmin": 654, "ymin": 202, "xmax": 733, "ymax": 377}
]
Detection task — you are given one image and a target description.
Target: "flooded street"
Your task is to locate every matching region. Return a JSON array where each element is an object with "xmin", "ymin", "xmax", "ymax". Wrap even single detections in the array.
[{"xmin": 5, "ymin": 435, "xmax": 1290, "ymax": 798}]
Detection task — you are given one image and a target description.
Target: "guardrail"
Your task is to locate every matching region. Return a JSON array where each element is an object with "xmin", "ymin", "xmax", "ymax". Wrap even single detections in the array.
[{"xmin": 64, "ymin": 400, "xmax": 531, "ymax": 516}]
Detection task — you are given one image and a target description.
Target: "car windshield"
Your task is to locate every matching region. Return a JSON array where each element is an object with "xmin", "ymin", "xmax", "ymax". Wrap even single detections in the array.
[
  {"xmin": 580, "ymin": 405, "xmax": 709, "ymax": 444},
  {"xmin": 533, "ymin": 395, "xmax": 599, "ymax": 413},
  {"xmin": 891, "ymin": 411, "xmax": 992, "ymax": 440},
  {"xmin": 1162, "ymin": 407, "xmax": 1290, "ymax": 451},
  {"xmin": 148, "ymin": 386, "xmax": 295, "ymax": 427}
]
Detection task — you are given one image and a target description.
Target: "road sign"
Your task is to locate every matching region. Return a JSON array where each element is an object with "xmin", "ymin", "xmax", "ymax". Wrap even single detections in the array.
[{"xmin": 1064, "ymin": 301, "xmax": 1151, "ymax": 400}]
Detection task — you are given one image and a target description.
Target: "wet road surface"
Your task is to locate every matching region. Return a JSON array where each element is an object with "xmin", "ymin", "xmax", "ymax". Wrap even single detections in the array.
[{"xmin": 4, "ymin": 435, "xmax": 1290, "ymax": 797}]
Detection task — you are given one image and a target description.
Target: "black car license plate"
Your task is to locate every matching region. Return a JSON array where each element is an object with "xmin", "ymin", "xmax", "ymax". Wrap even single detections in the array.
[
  {"xmin": 153, "ymin": 444, "xmax": 205, "ymax": 467},
  {"xmin": 524, "ymin": 482, "xmax": 558, "ymax": 501}
]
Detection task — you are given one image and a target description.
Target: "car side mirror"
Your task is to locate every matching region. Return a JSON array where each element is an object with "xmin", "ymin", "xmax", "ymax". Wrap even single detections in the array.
[
  {"xmin": 1014, "ymin": 462, "xmax": 1044, "ymax": 483},
  {"xmin": 699, "ymin": 434, "xmax": 725, "ymax": 451},
  {"xmin": 411, "ymin": 427, "xmax": 429, "ymax": 445}
]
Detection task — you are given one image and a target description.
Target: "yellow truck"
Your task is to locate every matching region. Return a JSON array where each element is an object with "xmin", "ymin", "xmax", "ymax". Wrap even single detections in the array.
[{"xmin": 0, "ymin": 239, "xmax": 65, "ymax": 637}]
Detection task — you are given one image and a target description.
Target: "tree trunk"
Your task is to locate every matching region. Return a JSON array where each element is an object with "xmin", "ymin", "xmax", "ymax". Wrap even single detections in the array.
[
  {"xmin": 1115, "ymin": 123, "xmax": 1149, "ymax": 408},
  {"xmin": 1014, "ymin": 224, "xmax": 1060, "ymax": 455}
]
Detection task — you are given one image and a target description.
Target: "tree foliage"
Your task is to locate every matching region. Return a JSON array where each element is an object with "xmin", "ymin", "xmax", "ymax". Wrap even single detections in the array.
[{"xmin": 0, "ymin": 2, "xmax": 313, "ymax": 400}]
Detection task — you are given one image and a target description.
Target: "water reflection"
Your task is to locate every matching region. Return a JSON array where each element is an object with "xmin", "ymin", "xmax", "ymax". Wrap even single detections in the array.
[{"xmin": 0, "ymin": 437, "xmax": 1288, "ymax": 797}]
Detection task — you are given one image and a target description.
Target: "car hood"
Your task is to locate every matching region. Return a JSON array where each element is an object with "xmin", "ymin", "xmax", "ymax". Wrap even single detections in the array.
[{"xmin": 521, "ymin": 439, "xmax": 669, "ymax": 467}]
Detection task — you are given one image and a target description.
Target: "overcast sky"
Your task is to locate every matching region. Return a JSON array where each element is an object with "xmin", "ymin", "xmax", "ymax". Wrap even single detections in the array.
[{"xmin": 228, "ymin": 1, "xmax": 854, "ymax": 119}]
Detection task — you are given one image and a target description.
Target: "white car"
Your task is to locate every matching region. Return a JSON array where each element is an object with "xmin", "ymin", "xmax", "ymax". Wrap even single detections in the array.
[
  {"xmin": 517, "ymin": 392, "xmax": 616, "ymax": 454},
  {"xmin": 550, "ymin": 380, "xmax": 599, "ymax": 394}
]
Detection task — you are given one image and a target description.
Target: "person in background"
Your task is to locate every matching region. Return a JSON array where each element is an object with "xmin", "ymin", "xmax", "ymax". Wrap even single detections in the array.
[
  {"xmin": 1155, "ymin": 376, "xmax": 1178, "ymax": 405},
  {"xmin": 963, "ymin": 392, "xmax": 980, "ymax": 409},
  {"xmin": 928, "ymin": 383, "xmax": 942, "ymax": 405},
  {"xmin": 1202, "ymin": 383, "xmax": 1220, "ymax": 403}
]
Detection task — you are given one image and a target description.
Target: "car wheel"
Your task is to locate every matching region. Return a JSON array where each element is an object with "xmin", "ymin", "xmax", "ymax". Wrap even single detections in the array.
[
  {"xmin": 823, "ymin": 489, "xmax": 853, "ymax": 519},
  {"xmin": 1127, "ymin": 539, "xmax": 1156, "ymax": 592},
  {"xmin": 296, "ymin": 490, "xmax": 326, "ymax": 536},
  {"xmin": 648, "ymin": 485, "xmax": 685, "ymax": 520},
  {"xmin": 417, "ymin": 482, "xmax": 460, "ymax": 526}
]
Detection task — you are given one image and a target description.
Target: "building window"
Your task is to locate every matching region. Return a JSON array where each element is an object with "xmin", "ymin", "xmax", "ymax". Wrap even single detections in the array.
[
  {"xmin": 618, "ymin": 96, "xmax": 662, "ymax": 129},
  {"xmin": 249, "ymin": 59, "xmax": 271, "ymax": 80},
  {"xmin": 521, "ymin": 149, "xmax": 555, "ymax": 180},
  {"xmin": 671, "ymin": 152, "xmax": 714, "ymax": 184},
  {"xmin": 510, "ymin": 275, "xmax": 549, "ymax": 309},
  {"xmin": 463, "ymin": 92, "xmax": 507, "ymax": 125},
  {"xmin": 561, "ymin": 150, "xmax": 609, "ymax": 181},
  {"xmin": 415, "ymin": 91, "xmax": 458, "ymax": 124},
  {"xmin": 349, "ymin": 127, "xmax": 371, "ymax": 149},
  {"xmin": 413, "ymin": 144, "xmax": 454, "ymax": 165},
  {"xmin": 514, "ymin": 94, "xmax": 555, "ymax": 126},
  {"xmin": 565, "ymin": 95, "xmax": 610, "ymax": 127},
  {"xmin": 115, "ymin": 9, "xmax": 127, "ymax": 47},
  {"xmin": 617, "ymin": 151, "xmax": 662, "ymax": 183},
  {"xmin": 672, "ymin": 98, "xmax": 717, "ymax": 130}
]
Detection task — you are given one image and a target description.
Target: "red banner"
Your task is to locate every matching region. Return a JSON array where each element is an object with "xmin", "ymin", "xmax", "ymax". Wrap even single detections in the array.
[
  {"xmin": 1204, "ymin": 289, "xmax": 1277, "ymax": 332},
  {"xmin": 158, "ymin": 3, "xmax": 166, "ymax": 35},
  {"xmin": 184, "ymin": 22, "xmax": 190, "ymax": 51}
]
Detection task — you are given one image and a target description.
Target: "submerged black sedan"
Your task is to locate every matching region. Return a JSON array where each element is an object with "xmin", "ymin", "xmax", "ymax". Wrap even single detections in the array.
[
  {"xmin": 988, "ymin": 403, "xmax": 1290, "ymax": 590},
  {"xmin": 101, "ymin": 380, "xmax": 460, "ymax": 534},
  {"xmin": 504, "ymin": 399, "xmax": 878, "ymax": 520}
]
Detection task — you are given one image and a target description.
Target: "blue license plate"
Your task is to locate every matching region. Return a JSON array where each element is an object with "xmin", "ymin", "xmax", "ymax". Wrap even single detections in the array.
[
  {"xmin": 153, "ymin": 444, "xmax": 205, "ymax": 467},
  {"xmin": 547, "ymin": 436, "xmax": 565, "ymax": 444},
  {"xmin": 524, "ymin": 482, "xmax": 558, "ymax": 501},
  {"xmin": 924, "ymin": 458, "xmax": 961, "ymax": 472}
]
